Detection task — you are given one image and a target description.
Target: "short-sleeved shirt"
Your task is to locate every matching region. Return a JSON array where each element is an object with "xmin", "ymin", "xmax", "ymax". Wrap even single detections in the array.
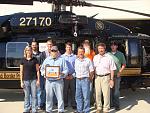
[
  {"xmin": 20, "ymin": 57, "xmax": 38, "ymax": 80},
  {"xmin": 74, "ymin": 57, "xmax": 94, "ymax": 78},
  {"xmin": 93, "ymin": 53, "xmax": 116, "ymax": 75},
  {"xmin": 108, "ymin": 51, "xmax": 126, "ymax": 75}
]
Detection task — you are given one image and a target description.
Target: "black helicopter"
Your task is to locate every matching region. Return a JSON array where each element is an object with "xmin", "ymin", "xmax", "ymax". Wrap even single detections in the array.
[{"xmin": 0, "ymin": 0, "xmax": 150, "ymax": 89}]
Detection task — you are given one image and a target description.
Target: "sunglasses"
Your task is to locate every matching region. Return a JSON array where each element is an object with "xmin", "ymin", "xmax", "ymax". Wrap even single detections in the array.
[{"xmin": 51, "ymin": 50, "xmax": 58, "ymax": 52}]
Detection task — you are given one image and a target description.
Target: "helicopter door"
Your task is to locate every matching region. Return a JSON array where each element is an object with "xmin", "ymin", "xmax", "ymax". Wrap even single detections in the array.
[{"xmin": 127, "ymin": 39, "xmax": 141, "ymax": 68}]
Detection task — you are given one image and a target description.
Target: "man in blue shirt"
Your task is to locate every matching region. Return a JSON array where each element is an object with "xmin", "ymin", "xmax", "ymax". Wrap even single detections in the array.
[
  {"xmin": 40, "ymin": 46, "xmax": 68, "ymax": 113},
  {"xmin": 74, "ymin": 46, "xmax": 94, "ymax": 113},
  {"xmin": 61, "ymin": 42, "xmax": 76, "ymax": 109}
]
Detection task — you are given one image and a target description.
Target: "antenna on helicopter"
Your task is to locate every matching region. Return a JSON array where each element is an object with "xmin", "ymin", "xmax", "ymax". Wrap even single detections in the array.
[{"xmin": 90, "ymin": 13, "xmax": 99, "ymax": 18}]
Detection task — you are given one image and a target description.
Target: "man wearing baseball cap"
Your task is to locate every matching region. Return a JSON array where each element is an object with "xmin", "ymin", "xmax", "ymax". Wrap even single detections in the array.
[{"xmin": 40, "ymin": 46, "xmax": 68, "ymax": 113}]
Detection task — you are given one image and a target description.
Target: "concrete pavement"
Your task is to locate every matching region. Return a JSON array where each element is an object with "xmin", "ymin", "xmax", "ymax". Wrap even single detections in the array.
[{"xmin": 0, "ymin": 88, "xmax": 150, "ymax": 113}]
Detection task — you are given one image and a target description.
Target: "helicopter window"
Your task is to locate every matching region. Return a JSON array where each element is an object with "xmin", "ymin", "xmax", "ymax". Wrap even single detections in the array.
[{"xmin": 6, "ymin": 42, "xmax": 28, "ymax": 68}]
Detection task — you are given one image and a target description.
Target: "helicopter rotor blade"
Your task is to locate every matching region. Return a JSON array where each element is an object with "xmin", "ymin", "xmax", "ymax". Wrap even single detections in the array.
[
  {"xmin": 83, "ymin": 2, "xmax": 150, "ymax": 17},
  {"xmin": 0, "ymin": 0, "xmax": 150, "ymax": 17}
]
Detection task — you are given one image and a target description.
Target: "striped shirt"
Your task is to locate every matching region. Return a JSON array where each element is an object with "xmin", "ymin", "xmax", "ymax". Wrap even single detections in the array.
[
  {"xmin": 93, "ymin": 53, "xmax": 116, "ymax": 75},
  {"xmin": 74, "ymin": 57, "xmax": 94, "ymax": 78}
]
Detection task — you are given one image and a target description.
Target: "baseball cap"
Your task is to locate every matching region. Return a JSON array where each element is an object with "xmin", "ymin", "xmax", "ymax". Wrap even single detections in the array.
[{"xmin": 51, "ymin": 46, "xmax": 58, "ymax": 51}]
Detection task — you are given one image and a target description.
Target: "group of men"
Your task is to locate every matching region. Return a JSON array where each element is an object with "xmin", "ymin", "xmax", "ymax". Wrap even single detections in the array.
[{"xmin": 30, "ymin": 39, "xmax": 126, "ymax": 113}]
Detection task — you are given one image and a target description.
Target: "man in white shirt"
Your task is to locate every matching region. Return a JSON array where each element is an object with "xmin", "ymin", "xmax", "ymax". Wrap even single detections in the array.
[
  {"xmin": 93, "ymin": 43, "xmax": 116, "ymax": 113},
  {"xmin": 74, "ymin": 46, "xmax": 94, "ymax": 113}
]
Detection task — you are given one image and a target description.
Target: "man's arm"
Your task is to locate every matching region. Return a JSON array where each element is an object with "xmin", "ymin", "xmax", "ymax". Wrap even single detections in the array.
[
  {"xmin": 110, "ymin": 70, "xmax": 115, "ymax": 80},
  {"xmin": 89, "ymin": 60, "xmax": 95, "ymax": 81},
  {"xmin": 36, "ymin": 64, "xmax": 40, "ymax": 87},
  {"xmin": 40, "ymin": 59, "xmax": 46, "ymax": 77},
  {"xmin": 20, "ymin": 65, "xmax": 24, "ymax": 88},
  {"xmin": 109, "ymin": 57, "xmax": 117, "ymax": 88},
  {"xmin": 61, "ymin": 58, "xmax": 69, "ymax": 78},
  {"xmin": 118, "ymin": 53, "xmax": 126, "ymax": 77},
  {"xmin": 72, "ymin": 59, "xmax": 77, "ymax": 78},
  {"xmin": 120, "ymin": 53, "xmax": 126, "ymax": 72},
  {"xmin": 110, "ymin": 70, "xmax": 115, "ymax": 88},
  {"xmin": 119, "ymin": 65, "xmax": 126, "ymax": 73}
]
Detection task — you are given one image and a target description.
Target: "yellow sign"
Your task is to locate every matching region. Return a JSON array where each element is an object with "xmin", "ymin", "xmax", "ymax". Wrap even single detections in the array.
[{"xmin": 0, "ymin": 71, "xmax": 20, "ymax": 80}]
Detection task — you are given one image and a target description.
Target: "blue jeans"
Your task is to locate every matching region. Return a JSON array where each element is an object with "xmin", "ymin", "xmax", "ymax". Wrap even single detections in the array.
[
  {"xmin": 23, "ymin": 80, "xmax": 37, "ymax": 113},
  {"xmin": 110, "ymin": 77, "xmax": 121, "ymax": 107},
  {"xmin": 45, "ymin": 79, "xmax": 64, "ymax": 112},
  {"xmin": 37, "ymin": 75, "xmax": 46, "ymax": 107},
  {"xmin": 76, "ymin": 78, "xmax": 90, "ymax": 113}
]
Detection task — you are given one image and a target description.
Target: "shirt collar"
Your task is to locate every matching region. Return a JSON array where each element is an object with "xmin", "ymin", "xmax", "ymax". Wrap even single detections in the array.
[
  {"xmin": 49, "ymin": 56, "xmax": 59, "ymax": 60},
  {"xmin": 77, "ymin": 56, "xmax": 86, "ymax": 61},
  {"xmin": 64, "ymin": 53, "xmax": 74, "ymax": 57},
  {"xmin": 98, "ymin": 53, "xmax": 107, "ymax": 57},
  {"xmin": 33, "ymin": 51, "xmax": 40, "ymax": 55},
  {"xmin": 111, "ymin": 50, "xmax": 118, "ymax": 55}
]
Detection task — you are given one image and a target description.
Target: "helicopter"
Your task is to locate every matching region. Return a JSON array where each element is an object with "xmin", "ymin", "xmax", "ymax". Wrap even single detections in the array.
[{"xmin": 0, "ymin": 0, "xmax": 150, "ymax": 89}]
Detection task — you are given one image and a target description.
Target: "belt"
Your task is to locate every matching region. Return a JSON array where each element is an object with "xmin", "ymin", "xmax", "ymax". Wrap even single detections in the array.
[
  {"xmin": 96, "ymin": 73, "xmax": 110, "ymax": 77},
  {"xmin": 76, "ymin": 77, "xmax": 87, "ymax": 80}
]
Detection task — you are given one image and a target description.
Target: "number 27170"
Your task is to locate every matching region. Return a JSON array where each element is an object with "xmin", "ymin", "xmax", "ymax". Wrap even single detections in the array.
[{"xmin": 19, "ymin": 17, "xmax": 52, "ymax": 27}]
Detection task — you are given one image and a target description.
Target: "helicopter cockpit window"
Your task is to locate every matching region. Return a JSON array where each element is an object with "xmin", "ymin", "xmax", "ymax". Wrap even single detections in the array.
[{"xmin": 6, "ymin": 42, "xmax": 28, "ymax": 68}]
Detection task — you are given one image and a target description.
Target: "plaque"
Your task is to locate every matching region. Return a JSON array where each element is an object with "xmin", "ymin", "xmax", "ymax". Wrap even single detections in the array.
[{"xmin": 45, "ymin": 66, "xmax": 60, "ymax": 78}]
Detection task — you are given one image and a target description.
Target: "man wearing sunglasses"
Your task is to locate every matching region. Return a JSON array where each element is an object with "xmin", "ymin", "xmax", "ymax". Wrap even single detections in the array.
[{"xmin": 40, "ymin": 46, "xmax": 68, "ymax": 113}]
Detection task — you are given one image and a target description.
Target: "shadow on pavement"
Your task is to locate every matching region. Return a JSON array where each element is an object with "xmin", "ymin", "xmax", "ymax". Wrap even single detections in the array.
[
  {"xmin": 117, "ymin": 88, "xmax": 150, "ymax": 111},
  {"xmin": 0, "ymin": 89, "xmax": 24, "ymax": 102}
]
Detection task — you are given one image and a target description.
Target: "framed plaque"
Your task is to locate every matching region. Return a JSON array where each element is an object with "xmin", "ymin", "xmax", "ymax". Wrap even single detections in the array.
[{"xmin": 45, "ymin": 66, "xmax": 60, "ymax": 78}]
